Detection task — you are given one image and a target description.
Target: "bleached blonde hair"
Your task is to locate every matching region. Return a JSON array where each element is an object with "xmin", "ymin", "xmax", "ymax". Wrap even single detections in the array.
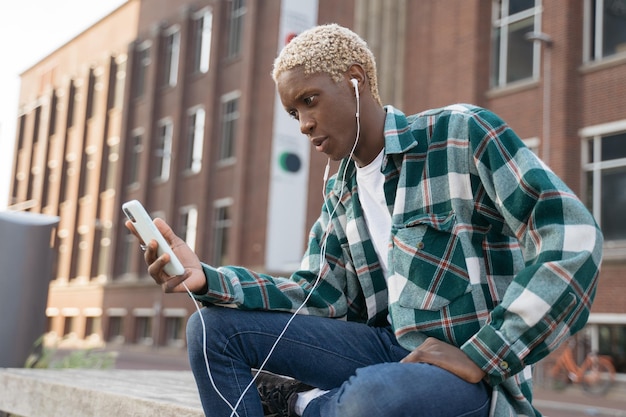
[{"xmin": 272, "ymin": 23, "xmax": 381, "ymax": 106}]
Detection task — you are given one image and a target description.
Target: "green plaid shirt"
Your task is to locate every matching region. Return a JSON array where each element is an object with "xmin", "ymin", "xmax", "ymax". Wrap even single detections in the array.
[{"xmin": 196, "ymin": 104, "xmax": 603, "ymax": 416}]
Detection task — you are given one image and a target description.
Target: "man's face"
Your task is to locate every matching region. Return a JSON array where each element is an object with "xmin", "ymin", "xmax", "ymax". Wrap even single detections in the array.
[{"xmin": 276, "ymin": 66, "xmax": 358, "ymax": 161}]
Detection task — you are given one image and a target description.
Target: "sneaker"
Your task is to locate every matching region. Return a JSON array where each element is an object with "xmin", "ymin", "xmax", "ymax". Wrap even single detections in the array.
[{"xmin": 255, "ymin": 370, "xmax": 313, "ymax": 417}]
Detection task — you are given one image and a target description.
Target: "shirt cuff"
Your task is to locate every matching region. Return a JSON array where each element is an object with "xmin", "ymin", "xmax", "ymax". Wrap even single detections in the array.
[
  {"xmin": 191, "ymin": 263, "xmax": 236, "ymax": 304},
  {"xmin": 461, "ymin": 324, "xmax": 524, "ymax": 386}
]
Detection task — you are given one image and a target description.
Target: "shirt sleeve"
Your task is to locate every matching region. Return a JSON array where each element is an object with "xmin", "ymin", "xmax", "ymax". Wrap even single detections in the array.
[
  {"xmin": 459, "ymin": 108, "xmax": 603, "ymax": 386},
  {"xmin": 192, "ymin": 191, "xmax": 352, "ymax": 318}
]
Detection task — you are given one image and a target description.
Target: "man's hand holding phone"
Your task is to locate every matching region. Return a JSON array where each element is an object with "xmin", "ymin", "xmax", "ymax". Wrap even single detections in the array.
[
  {"xmin": 123, "ymin": 201, "xmax": 207, "ymax": 294},
  {"xmin": 137, "ymin": 218, "xmax": 207, "ymax": 294}
]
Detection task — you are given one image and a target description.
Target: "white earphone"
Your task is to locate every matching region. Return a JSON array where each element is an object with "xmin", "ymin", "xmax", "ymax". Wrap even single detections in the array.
[
  {"xmin": 350, "ymin": 78, "xmax": 359, "ymax": 117},
  {"xmin": 350, "ymin": 78, "xmax": 359, "ymax": 98}
]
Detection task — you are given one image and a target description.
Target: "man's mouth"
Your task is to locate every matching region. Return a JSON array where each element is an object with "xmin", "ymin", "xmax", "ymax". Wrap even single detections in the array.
[{"xmin": 311, "ymin": 136, "xmax": 328, "ymax": 152}]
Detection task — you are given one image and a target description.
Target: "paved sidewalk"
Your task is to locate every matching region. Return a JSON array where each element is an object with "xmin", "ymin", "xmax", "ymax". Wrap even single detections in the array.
[
  {"xmin": 534, "ymin": 384, "xmax": 626, "ymax": 416},
  {"xmin": 0, "ymin": 368, "xmax": 203, "ymax": 417},
  {"xmin": 56, "ymin": 346, "xmax": 626, "ymax": 415}
]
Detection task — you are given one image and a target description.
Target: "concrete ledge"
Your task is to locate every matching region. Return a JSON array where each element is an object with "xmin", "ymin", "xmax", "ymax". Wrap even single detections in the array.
[{"xmin": 0, "ymin": 368, "xmax": 203, "ymax": 417}]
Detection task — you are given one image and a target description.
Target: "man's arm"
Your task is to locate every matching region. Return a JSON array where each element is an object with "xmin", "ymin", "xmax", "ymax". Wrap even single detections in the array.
[{"xmin": 460, "ymin": 108, "xmax": 603, "ymax": 386}]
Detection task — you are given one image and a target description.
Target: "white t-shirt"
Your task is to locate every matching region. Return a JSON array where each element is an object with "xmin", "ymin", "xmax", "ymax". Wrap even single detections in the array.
[{"xmin": 355, "ymin": 150, "xmax": 391, "ymax": 278}]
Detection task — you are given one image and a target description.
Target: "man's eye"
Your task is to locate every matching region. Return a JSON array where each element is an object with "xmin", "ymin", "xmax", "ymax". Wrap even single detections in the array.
[
  {"xmin": 304, "ymin": 96, "xmax": 315, "ymax": 106},
  {"xmin": 288, "ymin": 110, "xmax": 299, "ymax": 120}
]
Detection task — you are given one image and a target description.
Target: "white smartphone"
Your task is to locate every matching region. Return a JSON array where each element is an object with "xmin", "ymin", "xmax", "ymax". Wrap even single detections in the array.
[{"xmin": 122, "ymin": 200, "xmax": 185, "ymax": 276}]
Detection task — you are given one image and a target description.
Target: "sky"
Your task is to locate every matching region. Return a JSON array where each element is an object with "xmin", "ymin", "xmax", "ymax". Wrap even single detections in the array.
[{"xmin": 0, "ymin": 0, "xmax": 127, "ymax": 210}]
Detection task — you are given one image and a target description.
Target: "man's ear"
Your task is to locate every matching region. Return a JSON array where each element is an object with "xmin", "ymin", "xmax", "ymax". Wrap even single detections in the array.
[{"xmin": 346, "ymin": 63, "xmax": 367, "ymax": 87}]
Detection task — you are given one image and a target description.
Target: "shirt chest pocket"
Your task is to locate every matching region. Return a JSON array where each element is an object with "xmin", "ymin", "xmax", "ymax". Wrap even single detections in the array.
[{"xmin": 390, "ymin": 211, "xmax": 471, "ymax": 311}]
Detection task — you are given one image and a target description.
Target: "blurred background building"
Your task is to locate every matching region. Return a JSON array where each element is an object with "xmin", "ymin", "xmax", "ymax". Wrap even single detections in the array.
[{"xmin": 6, "ymin": 0, "xmax": 626, "ymax": 380}]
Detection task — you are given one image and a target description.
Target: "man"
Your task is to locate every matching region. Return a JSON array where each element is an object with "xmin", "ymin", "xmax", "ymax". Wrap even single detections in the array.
[{"xmin": 128, "ymin": 24, "xmax": 602, "ymax": 416}]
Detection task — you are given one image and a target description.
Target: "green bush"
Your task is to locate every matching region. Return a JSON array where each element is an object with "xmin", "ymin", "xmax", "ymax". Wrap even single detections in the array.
[{"xmin": 24, "ymin": 335, "xmax": 116, "ymax": 369}]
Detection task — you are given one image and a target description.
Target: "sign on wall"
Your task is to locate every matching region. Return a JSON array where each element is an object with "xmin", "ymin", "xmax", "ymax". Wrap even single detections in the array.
[{"xmin": 265, "ymin": 0, "xmax": 319, "ymax": 272}]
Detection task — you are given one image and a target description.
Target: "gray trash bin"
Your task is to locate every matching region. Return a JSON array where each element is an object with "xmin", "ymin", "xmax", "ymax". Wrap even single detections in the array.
[{"xmin": 0, "ymin": 211, "xmax": 59, "ymax": 368}]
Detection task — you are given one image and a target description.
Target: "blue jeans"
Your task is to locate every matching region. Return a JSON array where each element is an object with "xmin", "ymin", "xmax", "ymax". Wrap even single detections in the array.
[{"xmin": 186, "ymin": 305, "xmax": 491, "ymax": 417}]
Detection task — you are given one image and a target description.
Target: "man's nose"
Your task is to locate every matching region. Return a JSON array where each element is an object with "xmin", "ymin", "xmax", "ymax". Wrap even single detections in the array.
[{"xmin": 300, "ymin": 115, "xmax": 314, "ymax": 134}]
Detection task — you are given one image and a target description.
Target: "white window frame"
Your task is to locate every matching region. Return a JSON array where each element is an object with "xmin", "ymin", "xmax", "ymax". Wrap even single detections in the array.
[
  {"xmin": 134, "ymin": 41, "xmax": 151, "ymax": 98},
  {"xmin": 213, "ymin": 198, "xmax": 233, "ymax": 266},
  {"xmin": 580, "ymin": 119, "xmax": 626, "ymax": 257},
  {"xmin": 193, "ymin": 8, "xmax": 213, "ymax": 73},
  {"xmin": 154, "ymin": 118, "xmax": 173, "ymax": 182},
  {"xmin": 112, "ymin": 55, "xmax": 127, "ymax": 109},
  {"xmin": 163, "ymin": 26, "xmax": 180, "ymax": 87},
  {"xmin": 228, "ymin": 0, "xmax": 246, "ymax": 57},
  {"xmin": 179, "ymin": 205, "xmax": 199, "ymax": 252},
  {"xmin": 219, "ymin": 91, "xmax": 240, "ymax": 163},
  {"xmin": 583, "ymin": 0, "xmax": 626, "ymax": 63},
  {"xmin": 186, "ymin": 106, "xmax": 205, "ymax": 173},
  {"xmin": 128, "ymin": 128, "xmax": 144, "ymax": 186},
  {"xmin": 491, "ymin": 0, "xmax": 543, "ymax": 88}
]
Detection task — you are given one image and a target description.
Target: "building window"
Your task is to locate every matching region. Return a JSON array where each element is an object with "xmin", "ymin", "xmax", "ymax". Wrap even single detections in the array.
[
  {"xmin": 164, "ymin": 316, "xmax": 185, "ymax": 347},
  {"xmin": 63, "ymin": 316, "xmax": 75, "ymax": 337},
  {"xmin": 49, "ymin": 90, "xmax": 58, "ymax": 135},
  {"xmin": 78, "ymin": 150, "xmax": 96, "ymax": 200},
  {"xmin": 127, "ymin": 129, "xmax": 143, "ymax": 186},
  {"xmin": 107, "ymin": 315, "xmax": 124, "ymax": 343},
  {"xmin": 192, "ymin": 8, "xmax": 213, "ymax": 73},
  {"xmin": 119, "ymin": 234, "xmax": 135, "ymax": 275},
  {"xmin": 41, "ymin": 155, "xmax": 54, "ymax": 210},
  {"xmin": 32, "ymin": 105, "xmax": 42, "ymax": 144},
  {"xmin": 598, "ymin": 323, "xmax": 626, "ymax": 373},
  {"xmin": 93, "ymin": 220, "xmax": 112, "ymax": 279},
  {"xmin": 491, "ymin": 0, "xmax": 542, "ymax": 87},
  {"xmin": 219, "ymin": 94, "xmax": 240, "ymax": 161},
  {"xmin": 27, "ymin": 106, "xmax": 42, "ymax": 205},
  {"xmin": 213, "ymin": 200, "xmax": 232, "ymax": 266},
  {"xmin": 17, "ymin": 114, "xmax": 26, "ymax": 151},
  {"xmin": 228, "ymin": 0, "xmax": 246, "ymax": 57},
  {"xmin": 110, "ymin": 56, "xmax": 127, "ymax": 109},
  {"xmin": 134, "ymin": 42, "xmax": 151, "ymax": 98},
  {"xmin": 134, "ymin": 315, "xmax": 153, "ymax": 345},
  {"xmin": 86, "ymin": 68, "xmax": 103, "ymax": 120},
  {"xmin": 584, "ymin": 0, "xmax": 626, "ymax": 62},
  {"xmin": 84, "ymin": 316, "xmax": 101, "ymax": 338},
  {"xmin": 59, "ymin": 158, "xmax": 72, "ymax": 205},
  {"xmin": 162, "ymin": 27, "xmax": 180, "ymax": 87},
  {"xmin": 154, "ymin": 119, "xmax": 173, "ymax": 181},
  {"xmin": 582, "ymin": 126, "xmax": 626, "ymax": 242},
  {"xmin": 100, "ymin": 137, "xmax": 120, "ymax": 193},
  {"xmin": 185, "ymin": 107, "xmax": 205, "ymax": 173},
  {"xmin": 179, "ymin": 205, "xmax": 198, "ymax": 252},
  {"xmin": 67, "ymin": 80, "xmax": 78, "ymax": 127}
]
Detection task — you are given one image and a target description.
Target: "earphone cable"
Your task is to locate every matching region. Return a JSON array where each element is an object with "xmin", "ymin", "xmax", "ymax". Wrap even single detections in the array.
[{"xmin": 192, "ymin": 81, "xmax": 362, "ymax": 416}]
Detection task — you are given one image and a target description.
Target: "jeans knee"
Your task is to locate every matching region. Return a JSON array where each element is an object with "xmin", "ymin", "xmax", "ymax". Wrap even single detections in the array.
[
  {"xmin": 186, "ymin": 306, "xmax": 226, "ymax": 352},
  {"xmin": 317, "ymin": 363, "xmax": 491, "ymax": 417},
  {"xmin": 186, "ymin": 310, "xmax": 202, "ymax": 344},
  {"xmin": 324, "ymin": 367, "xmax": 396, "ymax": 417}
]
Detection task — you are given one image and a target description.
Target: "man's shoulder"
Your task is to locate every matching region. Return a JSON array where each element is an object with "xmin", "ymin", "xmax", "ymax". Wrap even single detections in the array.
[
  {"xmin": 411, "ymin": 103, "xmax": 484, "ymax": 120},
  {"xmin": 405, "ymin": 104, "xmax": 507, "ymax": 137}
]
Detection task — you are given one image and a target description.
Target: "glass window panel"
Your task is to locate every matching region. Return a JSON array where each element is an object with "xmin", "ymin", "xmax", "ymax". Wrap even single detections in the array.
[
  {"xmin": 600, "ymin": 132, "xmax": 626, "ymax": 161},
  {"xmin": 214, "ymin": 205, "xmax": 231, "ymax": 265},
  {"xmin": 491, "ymin": 27, "xmax": 502, "ymax": 86},
  {"xmin": 603, "ymin": 0, "xmax": 626, "ymax": 56},
  {"xmin": 491, "ymin": 0, "xmax": 538, "ymax": 87},
  {"xmin": 598, "ymin": 324, "xmax": 626, "ymax": 373},
  {"xmin": 509, "ymin": 0, "xmax": 536, "ymax": 15},
  {"xmin": 506, "ymin": 17, "xmax": 534, "ymax": 83},
  {"xmin": 193, "ymin": 10, "xmax": 212, "ymax": 73},
  {"xmin": 600, "ymin": 166, "xmax": 626, "ymax": 240},
  {"xmin": 585, "ymin": 171, "xmax": 594, "ymax": 211}
]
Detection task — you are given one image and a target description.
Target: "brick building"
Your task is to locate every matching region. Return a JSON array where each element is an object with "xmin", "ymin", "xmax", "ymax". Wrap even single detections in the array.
[{"xmin": 8, "ymin": 0, "xmax": 626, "ymax": 377}]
